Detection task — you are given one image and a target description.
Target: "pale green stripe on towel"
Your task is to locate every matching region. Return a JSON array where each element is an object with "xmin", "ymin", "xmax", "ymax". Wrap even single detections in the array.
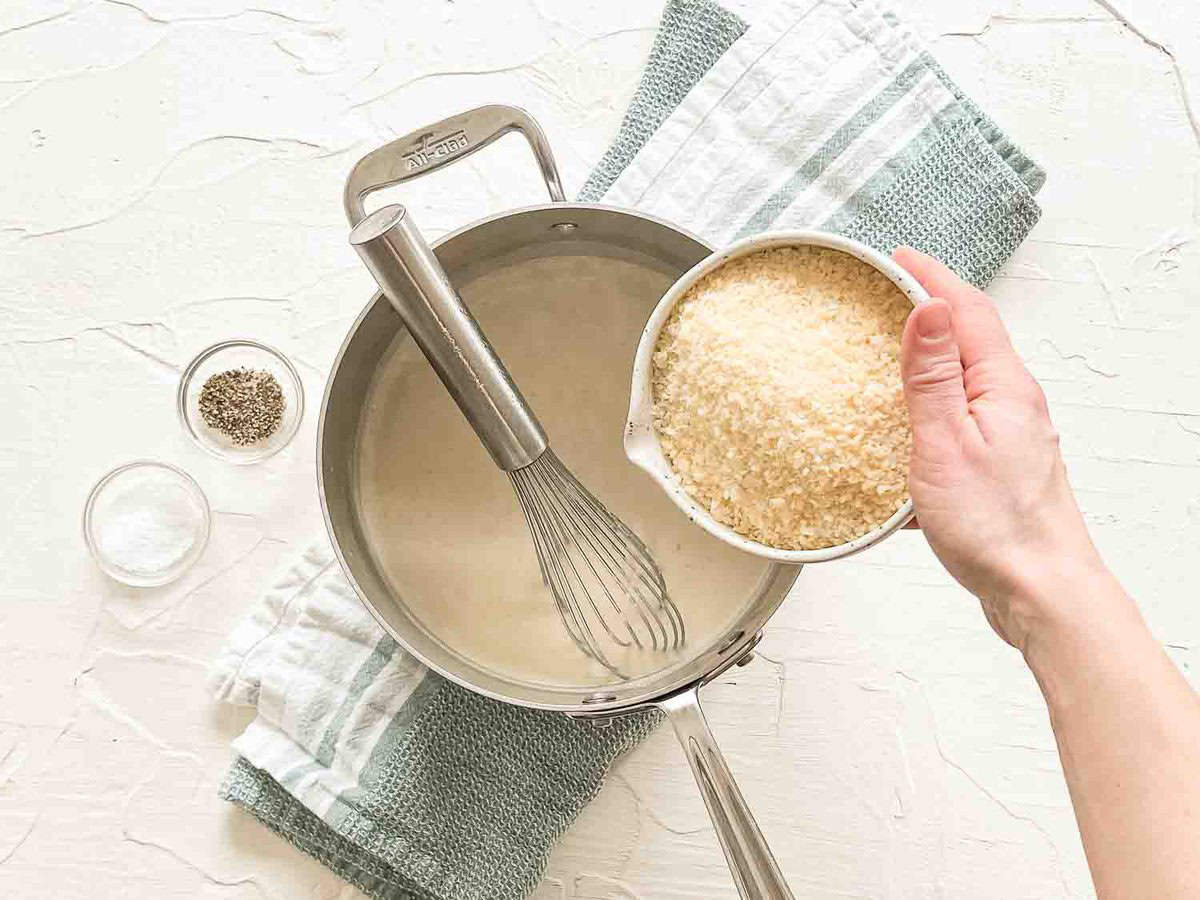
[
  {"xmin": 733, "ymin": 54, "xmax": 931, "ymax": 239},
  {"xmin": 578, "ymin": 0, "xmax": 747, "ymax": 203},
  {"xmin": 314, "ymin": 635, "xmax": 399, "ymax": 767}
]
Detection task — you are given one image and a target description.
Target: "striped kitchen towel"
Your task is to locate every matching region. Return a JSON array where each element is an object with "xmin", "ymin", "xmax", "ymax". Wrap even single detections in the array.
[
  {"xmin": 212, "ymin": 1, "xmax": 1044, "ymax": 898},
  {"xmin": 580, "ymin": 0, "xmax": 1044, "ymax": 285},
  {"xmin": 213, "ymin": 545, "xmax": 657, "ymax": 900}
]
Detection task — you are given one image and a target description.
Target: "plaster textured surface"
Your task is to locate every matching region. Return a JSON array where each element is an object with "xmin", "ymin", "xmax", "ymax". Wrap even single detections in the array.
[{"xmin": 2, "ymin": 1, "xmax": 1197, "ymax": 897}]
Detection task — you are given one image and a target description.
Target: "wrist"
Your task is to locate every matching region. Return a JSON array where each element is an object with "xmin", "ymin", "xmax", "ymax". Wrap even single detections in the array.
[{"xmin": 1011, "ymin": 556, "xmax": 1139, "ymax": 676}]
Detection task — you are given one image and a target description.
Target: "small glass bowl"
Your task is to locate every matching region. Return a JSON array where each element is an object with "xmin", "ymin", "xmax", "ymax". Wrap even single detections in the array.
[
  {"xmin": 178, "ymin": 340, "xmax": 304, "ymax": 464},
  {"xmin": 83, "ymin": 460, "xmax": 211, "ymax": 587}
]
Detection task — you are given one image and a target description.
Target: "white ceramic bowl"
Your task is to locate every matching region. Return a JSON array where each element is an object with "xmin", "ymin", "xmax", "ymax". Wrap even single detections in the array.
[{"xmin": 624, "ymin": 230, "xmax": 930, "ymax": 564}]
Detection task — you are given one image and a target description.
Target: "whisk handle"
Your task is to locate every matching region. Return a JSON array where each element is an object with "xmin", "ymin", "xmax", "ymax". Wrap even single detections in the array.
[
  {"xmin": 350, "ymin": 203, "xmax": 548, "ymax": 471},
  {"xmin": 658, "ymin": 687, "xmax": 795, "ymax": 900}
]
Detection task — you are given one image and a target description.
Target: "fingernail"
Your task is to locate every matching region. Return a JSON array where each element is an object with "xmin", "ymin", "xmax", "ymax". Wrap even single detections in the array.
[{"xmin": 917, "ymin": 301, "xmax": 950, "ymax": 339}]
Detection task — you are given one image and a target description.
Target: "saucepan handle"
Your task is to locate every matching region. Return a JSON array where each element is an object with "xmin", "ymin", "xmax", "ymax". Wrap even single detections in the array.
[
  {"xmin": 657, "ymin": 687, "xmax": 794, "ymax": 900},
  {"xmin": 344, "ymin": 104, "xmax": 566, "ymax": 225}
]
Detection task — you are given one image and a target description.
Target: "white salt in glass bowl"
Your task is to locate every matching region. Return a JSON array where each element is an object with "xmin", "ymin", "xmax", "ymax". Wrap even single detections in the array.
[
  {"xmin": 83, "ymin": 460, "xmax": 211, "ymax": 587},
  {"xmin": 178, "ymin": 340, "xmax": 304, "ymax": 464},
  {"xmin": 624, "ymin": 230, "xmax": 930, "ymax": 565}
]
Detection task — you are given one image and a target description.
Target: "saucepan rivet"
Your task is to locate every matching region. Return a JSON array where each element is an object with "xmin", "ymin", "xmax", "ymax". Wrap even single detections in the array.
[
  {"xmin": 551, "ymin": 222, "xmax": 578, "ymax": 234},
  {"xmin": 718, "ymin": 630, "xmax": 746, "ymax": 654}
]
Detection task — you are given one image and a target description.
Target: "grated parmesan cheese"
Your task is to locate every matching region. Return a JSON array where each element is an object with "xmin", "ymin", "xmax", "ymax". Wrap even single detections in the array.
[{"xmin": 651, "ymin": 245, "xmax": 913, "ymax": 550}]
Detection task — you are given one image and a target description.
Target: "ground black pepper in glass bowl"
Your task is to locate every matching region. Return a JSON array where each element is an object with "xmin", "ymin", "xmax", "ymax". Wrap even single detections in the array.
[{"xmin": 178, "ymin": 340, "xmax": 304, "ymax": 464}]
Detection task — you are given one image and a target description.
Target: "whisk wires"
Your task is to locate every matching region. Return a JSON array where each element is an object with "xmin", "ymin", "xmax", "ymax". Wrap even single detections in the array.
[{"xmin": 510, "ymin": 450, "xmax": 686, "ymax": 676}]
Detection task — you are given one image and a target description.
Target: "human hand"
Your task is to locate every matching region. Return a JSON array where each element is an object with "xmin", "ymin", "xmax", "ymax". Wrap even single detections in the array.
[{"xmin": 893, "ymin": 248, "xmax": 1107, "ymax": 652}]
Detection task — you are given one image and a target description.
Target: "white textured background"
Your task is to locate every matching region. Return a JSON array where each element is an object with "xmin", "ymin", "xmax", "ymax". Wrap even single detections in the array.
[{"xmin": 2, "ymin": 0, "xmax": 1198, "ymax": 897}]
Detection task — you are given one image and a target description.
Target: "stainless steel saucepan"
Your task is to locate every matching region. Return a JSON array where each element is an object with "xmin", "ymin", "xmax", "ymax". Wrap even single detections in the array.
[{"xmin": 319, "ymin": 104, "xmax": 801, "ymax": 899}]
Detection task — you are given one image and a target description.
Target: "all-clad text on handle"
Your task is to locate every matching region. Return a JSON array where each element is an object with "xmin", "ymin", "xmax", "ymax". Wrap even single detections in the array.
[{"xmin": 344, "ymin": 104, "xmax": 565, "ymax": 225}]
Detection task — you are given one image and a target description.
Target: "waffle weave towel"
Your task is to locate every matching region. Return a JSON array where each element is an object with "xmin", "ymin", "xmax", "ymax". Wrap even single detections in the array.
[{"xmin": 213, "ymin": 2, "xmax": 1044, "ymax": 898}]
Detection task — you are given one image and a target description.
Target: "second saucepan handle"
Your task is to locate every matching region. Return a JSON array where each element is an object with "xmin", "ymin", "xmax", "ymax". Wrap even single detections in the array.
[
  {"xmin": 343, "ymin": 104, "xmax": 565, "ymax": 225},
  {"xmin": 657, "ymin": 686, "xmax": 795, "ymax": 900}
]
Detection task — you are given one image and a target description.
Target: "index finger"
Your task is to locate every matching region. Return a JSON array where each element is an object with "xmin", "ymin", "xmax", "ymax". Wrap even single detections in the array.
[{"xmin": 892, "ymin": 247, "xmax": 1016, "ymax": 371}]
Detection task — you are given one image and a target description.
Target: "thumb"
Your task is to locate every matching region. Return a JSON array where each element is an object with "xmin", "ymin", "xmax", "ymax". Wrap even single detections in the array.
[{"xmin": 901, "ymin": 300, "xmax": 968, "ymax": 449}]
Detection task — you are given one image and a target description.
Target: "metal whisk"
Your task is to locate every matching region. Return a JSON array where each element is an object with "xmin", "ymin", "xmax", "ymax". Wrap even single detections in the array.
[
  {"xmin": 350, "ymin": 204, "xmax": 685, "ymax": 674},
  {"xmin": 512, "ymin": 450, "xmax": 684, "ymax": 672}
]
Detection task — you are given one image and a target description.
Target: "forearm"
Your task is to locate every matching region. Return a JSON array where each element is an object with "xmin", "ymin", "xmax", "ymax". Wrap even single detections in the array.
[
  {"xmin": 892, "ymin": 248, "xmax": 1200, "ymax": 896},
  {"xmin": 1022, "ymin": 566, "xmax": 1200, "ymax": 899}
]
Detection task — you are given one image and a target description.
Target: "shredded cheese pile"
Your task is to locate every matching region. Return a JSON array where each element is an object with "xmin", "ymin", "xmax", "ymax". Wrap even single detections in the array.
[{"xmin": 651, "ymin": 246, "xmax": 912, "ymax": 550}]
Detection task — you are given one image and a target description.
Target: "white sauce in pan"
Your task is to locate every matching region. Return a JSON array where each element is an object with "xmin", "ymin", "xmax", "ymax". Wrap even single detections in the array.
[{"xmin": 356, "ymin": 253, "xmax": 767, "ymax": 688}]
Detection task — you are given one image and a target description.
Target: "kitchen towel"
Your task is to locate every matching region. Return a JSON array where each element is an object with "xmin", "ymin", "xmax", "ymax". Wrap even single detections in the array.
[
  {"xmin": 579, "ymin": 0, "xmax": 1044, "ymax": 285},
  {"xmin": 212, "ymin": 1, "xmax": 1045, "ymax": 899}
]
